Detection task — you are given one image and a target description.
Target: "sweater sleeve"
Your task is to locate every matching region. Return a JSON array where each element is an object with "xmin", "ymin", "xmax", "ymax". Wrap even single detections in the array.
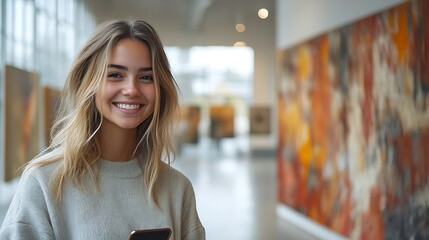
[
  {"xmin": 0, "ymin": 169, "xmax": 55, "ymax": 239},
  {"xmin": 181, "ymin": 179, "xmax": 205, "ymax": 240}
]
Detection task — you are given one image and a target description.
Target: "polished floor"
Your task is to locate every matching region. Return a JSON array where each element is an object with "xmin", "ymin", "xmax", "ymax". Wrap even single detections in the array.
[
  {"xmin": 0, "ymin": 138, "xmax": 320, "ymax": 240},
  {"xmin": 173, "ymin": 139, "xmax": 319, "ymax": 240}
]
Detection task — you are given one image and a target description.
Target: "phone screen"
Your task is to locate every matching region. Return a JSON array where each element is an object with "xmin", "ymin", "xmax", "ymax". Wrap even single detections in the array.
[{"xmin": 128, "ymin": 228, "xmax": 172, "ymax": 240}]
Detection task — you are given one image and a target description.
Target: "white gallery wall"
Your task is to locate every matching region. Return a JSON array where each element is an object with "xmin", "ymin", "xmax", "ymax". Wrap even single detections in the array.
[{"xmin": 276, "ymin": 0, "xmax": 407, "ymax": 49}]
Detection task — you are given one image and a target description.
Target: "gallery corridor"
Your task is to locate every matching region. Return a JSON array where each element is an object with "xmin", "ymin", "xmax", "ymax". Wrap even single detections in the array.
[{"xmin": 173, "ymin": 138, "xmax": 319, "ymax": 240}]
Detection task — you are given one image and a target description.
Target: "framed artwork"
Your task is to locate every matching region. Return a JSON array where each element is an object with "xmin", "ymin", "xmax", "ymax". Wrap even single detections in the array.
[
  {"xmin": 178, "ymin": 105, "xmax": 201, "ymax": 144},
  {"xmin": 277, "ymin": 0, "xmax": 429, "ymax": 238},
  {"xmin": 44, "ymin": 87, "xmax": 61, "ymax": 146},
  {"xmin": 249, "ymin": 106, "xmax": 270, "ymax": 135},
  {"xmin": 209, "ymin": 105, "xmax": 235, "ymax": 139},
  {"xmin": 4, "ymin": 65, "xmax": 40, "ymax": 181}
]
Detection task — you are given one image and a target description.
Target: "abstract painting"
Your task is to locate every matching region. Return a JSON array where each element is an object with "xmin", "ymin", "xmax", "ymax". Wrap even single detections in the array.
[
  {"xmin": 44, "ymin": 87, "xmax": 61, "ymax": 146},
  {"xmin": 209, "ymin": 105, "xmax": 235, "ymax": 139},
  {"xmin": 277, "ymin": 0, "xmax": 429, "ymax": 238},
  {"xmin": 4, "ymin": 65, "xmax": 40, "ymax": 181},
  {"xmin": 178, "ymin": 105, "xmax": 201, "ymax": 144},
  {"xmin": 249, "ymin": 106, "xmax": 271, "ymax": 135}
]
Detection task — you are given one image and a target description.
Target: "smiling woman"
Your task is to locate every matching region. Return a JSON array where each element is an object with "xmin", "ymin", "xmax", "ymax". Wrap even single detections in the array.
[{"xmin": 0, "ymin": 20, "xmax": 205, "ymax": 240}]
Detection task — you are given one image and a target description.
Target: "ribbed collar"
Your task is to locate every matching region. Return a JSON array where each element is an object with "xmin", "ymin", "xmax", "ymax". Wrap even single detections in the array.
[{"xmin": 98, "ymin": 155, "xmax": 145, "ymax": 179}]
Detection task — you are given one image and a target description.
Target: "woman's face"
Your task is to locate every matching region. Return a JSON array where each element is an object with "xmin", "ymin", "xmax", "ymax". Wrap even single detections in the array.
[{"xmin": 95, "ymin": 38, "xmax": 156, "ymax": 131}]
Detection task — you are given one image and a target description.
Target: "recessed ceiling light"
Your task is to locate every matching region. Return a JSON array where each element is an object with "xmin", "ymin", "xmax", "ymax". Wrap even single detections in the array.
[
  {"xmin": 233, "ymin": 41, "xmax": 247, "ymax": 47},
  {"xmin": 258, "ymin": 8, "xmax": 269, "ymax": 19},
  {"xmin": 235, "ymin": 23, "xmax": 246, "ymax": 32}
]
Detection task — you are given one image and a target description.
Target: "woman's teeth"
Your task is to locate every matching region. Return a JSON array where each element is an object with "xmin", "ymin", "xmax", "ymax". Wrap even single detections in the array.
[{"xmin": 116, "ymin": 103, "xmax": 140, "ymax": 110}]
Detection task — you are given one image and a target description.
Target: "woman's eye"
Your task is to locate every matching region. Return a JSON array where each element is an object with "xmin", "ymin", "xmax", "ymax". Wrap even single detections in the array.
[
  {"xmin": 107, "ymin": 72, "xmax": 122, "ymax": 78},
  {"xmin": 140, "ymin": 75, "xmax": 153, "ymax": 81}
]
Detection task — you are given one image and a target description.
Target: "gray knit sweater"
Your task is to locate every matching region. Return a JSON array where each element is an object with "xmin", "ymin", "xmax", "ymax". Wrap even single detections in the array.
[{"xmin": 0, "ymin": 156, "xmax": 205, "ymax": 240}]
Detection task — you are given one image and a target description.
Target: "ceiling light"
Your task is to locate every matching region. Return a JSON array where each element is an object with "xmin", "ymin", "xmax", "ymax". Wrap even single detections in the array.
[
  {"xmin": 258, "ymin": 8, "xmax": 269, "ymax": 19},
  {"xmin": 235, "ymin": 23, "xmax": 246, "ymax": 32},
  {"xmin": 233, "ymin": 41, "xmax": 246, "ymax": 47}
]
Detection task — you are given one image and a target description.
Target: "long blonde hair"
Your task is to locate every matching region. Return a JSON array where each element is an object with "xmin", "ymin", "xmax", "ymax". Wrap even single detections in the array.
[{"xmin": 27, "ymin": 20, "xmax": 179, "ymax": 203}]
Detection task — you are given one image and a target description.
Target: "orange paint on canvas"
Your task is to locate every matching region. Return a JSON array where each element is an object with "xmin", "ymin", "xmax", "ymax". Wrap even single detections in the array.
[
  {"xmin": 297, "ymin": 124, "xmax": 312, "ymax": 169},
  {"xmin": 285, "ymin": 101, "xmax": 301, "ymax": 141},
  {"xmin": 308, "ymin": 37, "xmax": 331, "ymax": 169},
  {"xmin": 390, "ymin": 4, "xmax": 410, "ymax": 63},
  {"xmin": 298, "ymin": 46, "xmax": 311, "ymax": 81}
]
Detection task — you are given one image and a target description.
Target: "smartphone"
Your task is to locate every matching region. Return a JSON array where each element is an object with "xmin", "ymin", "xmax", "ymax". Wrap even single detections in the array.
[{"xmin": 128, "ymin": 228, "xmax": 172, "ymax": 240}]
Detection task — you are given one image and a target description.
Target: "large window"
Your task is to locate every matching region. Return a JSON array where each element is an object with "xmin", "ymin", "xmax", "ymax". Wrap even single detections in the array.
[
  {"xmin": 166, "ymin": 46, "xmax": 254, "ymax": 105},
  {"xmin": 1, "ymin": 0, "xmax": 95, "ymax": 86},
  {"xmin": 166, "ymin": 46, "xmax": 254, "ymax": 154}
]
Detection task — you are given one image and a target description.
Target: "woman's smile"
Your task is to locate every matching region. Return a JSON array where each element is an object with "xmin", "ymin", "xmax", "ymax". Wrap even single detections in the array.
[{"xmin": 114, "ymin": 103, "xmax": 142, "ymax": 110}]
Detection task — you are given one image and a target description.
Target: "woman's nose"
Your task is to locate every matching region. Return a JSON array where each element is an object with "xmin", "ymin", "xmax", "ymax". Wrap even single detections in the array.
[{"xmin": 122, "ymin": 79, "xmax": 140, "ymax": 96}]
